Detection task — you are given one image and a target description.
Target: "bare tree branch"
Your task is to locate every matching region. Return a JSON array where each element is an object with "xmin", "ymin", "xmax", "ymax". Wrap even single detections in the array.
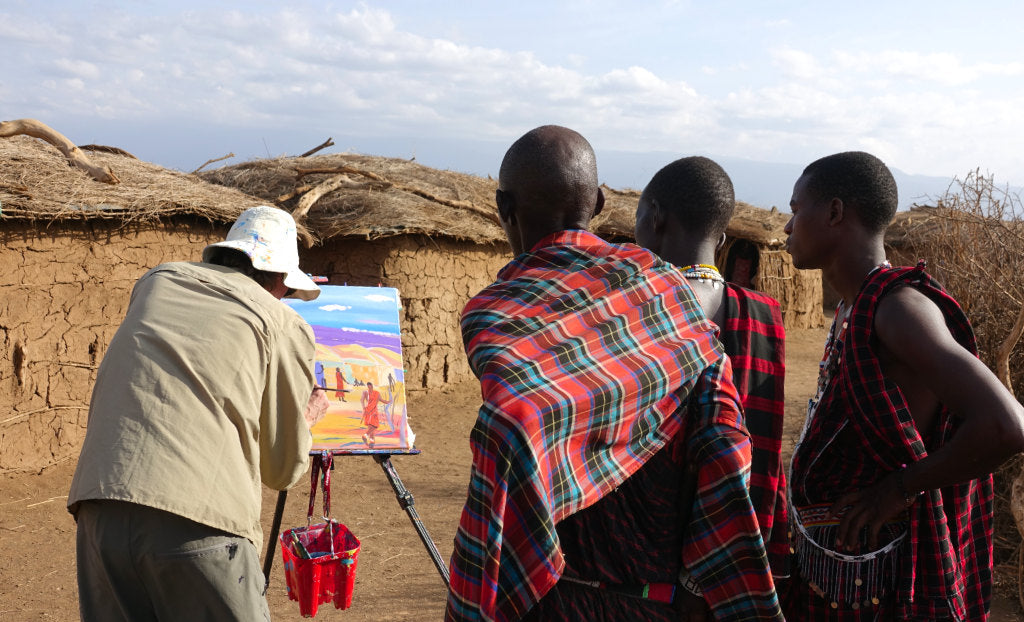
[
  {"xmin": 191, "ymin": 152, "xmax": 235, "ymax": 175},
  {"xmin": 299, "ymin": 137, "xmax": 335, "ymax": 158},
  {"xmin": 0, "ymin": 118, "xmax": 119, "ymax": 184},
  {"xmin": 79, "ymin": 144, "xmax": 137, "ymax": 159}
]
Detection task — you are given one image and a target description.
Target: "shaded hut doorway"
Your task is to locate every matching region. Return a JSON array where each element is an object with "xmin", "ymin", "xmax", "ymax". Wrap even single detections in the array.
[{"xmin": 720, "ymin": 238, "xmax": 760, "ymax": 289}]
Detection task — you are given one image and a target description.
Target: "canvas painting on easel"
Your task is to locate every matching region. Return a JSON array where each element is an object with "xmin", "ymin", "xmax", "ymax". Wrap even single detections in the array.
[{"xmin": 286, "ymin": 286, "xmax": 414, "ymax": 451}]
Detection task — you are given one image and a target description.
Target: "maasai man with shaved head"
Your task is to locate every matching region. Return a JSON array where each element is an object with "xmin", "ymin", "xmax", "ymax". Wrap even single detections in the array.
[
  {"xmin": 783, "ymin": 151, "xmax": 1024, "ymax": 620},
  {"xmin": 446, "ymin": 126, "xmax": 782, "ymax": 622},
  {"xmin": 635, "ymin": 156, "xmax": 791, "ymax": 597}
]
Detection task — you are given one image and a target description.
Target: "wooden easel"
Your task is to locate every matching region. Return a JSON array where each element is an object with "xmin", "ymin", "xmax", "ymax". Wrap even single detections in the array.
[{"xmin": 263, "ymin": 448, "xmax": 450, "ymax": 591}]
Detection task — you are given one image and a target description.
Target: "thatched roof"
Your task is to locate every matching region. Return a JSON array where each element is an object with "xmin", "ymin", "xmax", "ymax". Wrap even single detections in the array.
[
  {"xmin": 0, "ymin": 134, "xmax": 789, "ymax": 247},
  {"xmin": 597, "ymin": 185, "xmax": 789, "ymax": 246},
  {"xmin": 201, "ymin": 153, "xmax": 790, "ymax": 247},
  {"xmin": 0, "ymin": 135, "xmax": 263, "ymax": 226},
  {"xmin": 200, "ymin": 153, "xmax": 505, "ymax": 244}
]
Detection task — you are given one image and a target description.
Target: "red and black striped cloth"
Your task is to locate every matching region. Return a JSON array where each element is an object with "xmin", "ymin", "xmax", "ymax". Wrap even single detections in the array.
[
  {"xmin": 788, "ymin": 263, "xmax": 993, "ymax": 620},
  {"xmin": 445, "ymin": 230, "xmax": 781, "ymax": 622},
  {"xmin": 721, "ymin": 284, "xmax": 790, "ymax": 579}
]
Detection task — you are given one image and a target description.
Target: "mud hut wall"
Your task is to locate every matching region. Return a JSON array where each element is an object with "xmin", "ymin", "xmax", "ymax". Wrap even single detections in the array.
[
  {"xmin": 301, "ymin": 236, "xmax": 511, "ymax": 392},
  {"xmin": 756, "ymin": 248, "xmax": 825, "ymax": 329},
  {"xmin": 0, "ymin": 220, "xmax": 227, "ymax": 472}
]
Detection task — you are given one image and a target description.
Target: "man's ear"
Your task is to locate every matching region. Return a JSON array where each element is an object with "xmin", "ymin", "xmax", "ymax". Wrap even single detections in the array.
[
  {"xmin": 716, "ymin": 232, "xmax": 727, "ymax": 250},
  {"xmin": 593, "ymin": 187, "xmax": 605, "ymax": 217},
  {"xmin": 495, "ymin": 189, "xmax": 516, "ymax": 225},
  {"xmin": 643, "ymin": 197, "xmax": 667, "ymax": 237},
  {"xmin": 827, "ymin": 197, "xmax": 845, "ymax": 226}
]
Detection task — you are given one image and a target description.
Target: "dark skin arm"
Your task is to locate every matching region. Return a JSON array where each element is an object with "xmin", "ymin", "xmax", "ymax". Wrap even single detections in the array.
[{"xmin": 830, "ymin": 287, "xmax": 1024, "ymax": 550}]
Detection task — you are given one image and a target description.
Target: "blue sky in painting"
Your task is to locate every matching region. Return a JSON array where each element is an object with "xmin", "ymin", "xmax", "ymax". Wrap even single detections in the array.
[{"xmin": 285, "ymin": 285, "xmax": 401, "ymax": 337}]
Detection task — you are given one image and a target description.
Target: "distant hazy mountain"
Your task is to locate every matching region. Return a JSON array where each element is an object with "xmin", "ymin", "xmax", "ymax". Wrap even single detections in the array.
[{"xmin": 77, "ymin": 120, "xmax": 1004, "ymax": 212}]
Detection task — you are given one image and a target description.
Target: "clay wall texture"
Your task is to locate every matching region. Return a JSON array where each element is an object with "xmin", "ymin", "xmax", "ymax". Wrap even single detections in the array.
[
  {"xmin": 1, "ymin": 218, "xmax": 816, "ymax": 472},
  {"xmin": 0, "ymin": 222, "xmax": 511, "ymax": 471},
  {"xmin": 0, "ymin": 219, "xmax": 228, "ymax": 472}
]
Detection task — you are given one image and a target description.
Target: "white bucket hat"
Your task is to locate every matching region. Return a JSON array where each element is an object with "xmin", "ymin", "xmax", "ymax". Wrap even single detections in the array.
[{"xmin": 203, "ymin": 205, "xmax": 321, "ymax": 301}]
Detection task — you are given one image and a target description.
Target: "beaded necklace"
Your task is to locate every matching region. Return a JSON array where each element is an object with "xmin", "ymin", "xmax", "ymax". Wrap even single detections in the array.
[
  {"xmin": 681, "ymin": 263, "xmax": 725, "ymax": 289},
  {"xmin": 789, "ymin": 260, "xmax": 904, "ymax": 611}
]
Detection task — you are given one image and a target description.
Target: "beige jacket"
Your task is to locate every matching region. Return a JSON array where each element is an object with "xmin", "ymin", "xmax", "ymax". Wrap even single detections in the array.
[{"xmin": 68, "ymin": 262, "xmax": 315, "ymax": 546}]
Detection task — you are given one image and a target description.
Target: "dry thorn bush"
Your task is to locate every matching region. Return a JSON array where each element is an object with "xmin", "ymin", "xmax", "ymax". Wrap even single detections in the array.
[{"xmin": 893, "ymin": 169, "xmax": 1024, "ymax": 604}]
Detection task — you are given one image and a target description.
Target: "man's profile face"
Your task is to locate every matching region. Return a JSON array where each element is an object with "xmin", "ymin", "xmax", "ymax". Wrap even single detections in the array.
[{"xmin": 784, "ymin": 173, "xmax": 830, "ymax": 270}]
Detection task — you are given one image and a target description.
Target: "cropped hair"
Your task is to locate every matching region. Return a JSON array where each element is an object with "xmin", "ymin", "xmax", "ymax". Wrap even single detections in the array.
[
  {"xmin": 204, "ymin": 247, "xmax": 281, "ymax": 290},
  {"xmin": 801, "ymin": 151, "xmax": 898, "ymax": 232},
  {"xmin": 644, "ymin": 156, "xmax": 735, "ymax": 239}
]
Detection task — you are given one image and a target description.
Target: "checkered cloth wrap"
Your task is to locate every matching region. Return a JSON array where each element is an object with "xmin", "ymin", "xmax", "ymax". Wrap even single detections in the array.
[
  {"xmin": 445, "ymin": 230, "xmax": 774, "ymax": 622},
  {"xmin": 789, "ymin": 263, "xmax": 993, "ymax": 620},
  {"xmin": 722, "ymin": 284, "xmax": 791, "ymax": 579}
]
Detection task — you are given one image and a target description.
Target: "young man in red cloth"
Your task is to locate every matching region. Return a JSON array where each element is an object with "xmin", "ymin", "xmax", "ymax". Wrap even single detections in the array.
[
  {"xmin": 783, "ymin": 151, "xmax": 1024, "ymax": 620},
  {"xmin": 446, "ymin": 126, "xmax": 782, "ymax": 622},
  {"xmin": 635, "ymin": 156, "xmax": 791, "ymax": 605},
  {"xmin": 360, "ymin": 381, "xmax": 389, "ymax": 447}
]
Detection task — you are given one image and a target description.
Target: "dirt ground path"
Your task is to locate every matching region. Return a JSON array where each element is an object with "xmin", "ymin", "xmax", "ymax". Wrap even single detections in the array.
[{"xmin": 1, "ymin": 326, "xmax": 1020, "ymax": 620}]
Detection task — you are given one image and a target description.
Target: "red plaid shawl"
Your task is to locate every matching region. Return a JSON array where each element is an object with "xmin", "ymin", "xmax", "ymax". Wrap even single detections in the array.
[
  {"xmin": 790, "ymin": 263, "xmax": 993, "ymax": 620},
  {"xmin": 722, "ymin": 284, "xmax": 790, "ymax": 578},
  {"xmin": 446, "ymin": 231, "xmax": 741, "ymax": 622}
]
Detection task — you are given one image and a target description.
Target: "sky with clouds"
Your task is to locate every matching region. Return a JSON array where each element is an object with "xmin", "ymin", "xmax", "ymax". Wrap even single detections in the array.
[{"xmin": 3, "ymin": 1, "xmax": 1023, "ymax": 203}]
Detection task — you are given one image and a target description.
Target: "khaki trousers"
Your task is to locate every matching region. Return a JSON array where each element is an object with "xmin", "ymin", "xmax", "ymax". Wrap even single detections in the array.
[{"xmin": 75, "ymin": 500, "xmax": 271, "ymax": 622}]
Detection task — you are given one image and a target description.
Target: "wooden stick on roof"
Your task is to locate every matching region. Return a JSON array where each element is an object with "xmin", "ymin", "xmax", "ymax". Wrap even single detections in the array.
[
  {"xmin": 0, "ymin": 118, "xmax": 120, "ymax": 184},
  {"xmin": 299, "ymin": 137, "xmax": 335, "ymax": 158},
  {"xmin": 191, "ymin": 152, "xmax": 236, "ymax": 175}
]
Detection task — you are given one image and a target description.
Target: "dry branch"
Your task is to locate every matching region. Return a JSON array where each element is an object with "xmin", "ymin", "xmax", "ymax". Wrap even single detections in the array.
[
  {"xmin": 191, "ymin": 152, "xmax": 235, "ymax": 175},
  {"xmin": 79, "ymin": 144, "xmax": 137, "ymax": 159},
  {"xmin": 997, "ymin": 303, "xmax": 1024, "ymax": 393},
  {"xmin": 404, "ymin": 187, "xmax": 500, "ymax": 224},
  {"xmin": 274, "ymin": 183, "xmax": 316, "ymax": 204},
  {"xmin": 296, "ymin": 166, "xmax": 386, "ymax": 181},
  {"xmin": 0, "ymin": 182, "xmax": 32, "ymax": 198},
  {"xmin": 292, "ymin": 174, "xmax": 366, "ymax": 222},
  {"xmin": 289, "ymin": 164, "xmax": 501, "ymax": 225},
  {"xmin": 0, "ymin": 119, "xmax": 120, "ymax": 184},
  {"xmin": 299, "ymin": 137, "xmax": 335, "ymax": 158}
]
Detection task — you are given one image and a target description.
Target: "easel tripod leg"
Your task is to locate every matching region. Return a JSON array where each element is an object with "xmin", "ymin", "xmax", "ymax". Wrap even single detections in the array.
[
  {"xmin": 263, "ymin": 490, "xmax": 288, "ymax": 591},
  {"xmin": 374, "ymin": 455, "xmax": 451, "ymax": 587}
]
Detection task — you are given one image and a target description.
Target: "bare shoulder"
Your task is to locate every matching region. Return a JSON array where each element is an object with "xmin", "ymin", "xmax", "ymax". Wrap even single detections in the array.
[{"xmin": 873, "ymin": 285, "xmax": 954, "ymax": 354}]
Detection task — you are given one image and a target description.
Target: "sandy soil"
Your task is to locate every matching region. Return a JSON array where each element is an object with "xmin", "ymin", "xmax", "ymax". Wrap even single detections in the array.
[{"xmin": 1, "ymin": 325, "xmax": 1020, "ymax": 621}]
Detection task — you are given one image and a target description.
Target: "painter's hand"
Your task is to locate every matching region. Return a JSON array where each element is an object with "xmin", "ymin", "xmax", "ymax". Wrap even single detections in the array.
[
  {"xmin": 828, "ymin": 471, "xmax": 908, "ymax": 552},
  {"xmin": 304, "ymin": 388, "xmax": 329, "ymax": 427}
]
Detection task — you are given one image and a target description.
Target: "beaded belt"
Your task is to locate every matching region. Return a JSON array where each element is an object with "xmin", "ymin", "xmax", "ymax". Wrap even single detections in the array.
[{"xmin": 792, "ymin": 502, "xmax": 908, "ymax": 611}]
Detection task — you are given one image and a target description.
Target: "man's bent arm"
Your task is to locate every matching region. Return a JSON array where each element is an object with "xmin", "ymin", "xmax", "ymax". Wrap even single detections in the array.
[
  {"xmin": 259, "ymin": 316, "xmax": 317, "ymax": 490},
  {"xmin": 832, "ymin": 286, "xmax": 1024, "ymax": 549}
]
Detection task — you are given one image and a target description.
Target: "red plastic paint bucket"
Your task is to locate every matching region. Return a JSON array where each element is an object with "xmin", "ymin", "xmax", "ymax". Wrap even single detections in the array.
[{"xmin": 280, "ymin": 520, "xmax": 360, "ymax": 617}]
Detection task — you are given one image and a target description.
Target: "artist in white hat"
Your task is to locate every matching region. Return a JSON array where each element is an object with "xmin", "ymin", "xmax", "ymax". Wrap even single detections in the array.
[{"xmin": 68, "ymin": 206, "xmax": 330, "ymax": 621}]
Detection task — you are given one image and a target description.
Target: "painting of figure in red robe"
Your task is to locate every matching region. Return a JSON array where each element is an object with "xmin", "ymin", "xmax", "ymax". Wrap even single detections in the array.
[{"xmin": 287, "ymin": 286, "xmax": 413, "ymax": 451}]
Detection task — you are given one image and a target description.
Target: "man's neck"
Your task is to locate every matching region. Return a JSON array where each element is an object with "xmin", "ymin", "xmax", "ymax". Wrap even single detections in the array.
[
  {"xmin": 824, "ymin": 241, "xmax": 889, "ymax": 303},
  {"xmin": 656, "ymin": 236, "xmax": 718, "ymax": 270},
  {"xmin": 518, "ymin": 225, "xmax": 588, "ymax": 254}
]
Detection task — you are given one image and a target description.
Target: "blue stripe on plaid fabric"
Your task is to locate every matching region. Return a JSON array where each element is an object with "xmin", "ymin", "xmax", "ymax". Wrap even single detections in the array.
[{"xmin": 446, "ymin": 230, "xmax": 781, "ymax": 622}]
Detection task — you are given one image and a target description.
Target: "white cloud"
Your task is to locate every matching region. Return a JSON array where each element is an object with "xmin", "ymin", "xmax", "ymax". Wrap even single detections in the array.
[
  {"xmin": 53, "ymin": 58, "xmax": 101, "ymax": 80},
  {"xmin": 363, "ymin": 294, "xmax": 396, "ymax": 304},
  {"xmin": 319, "ymin": 304, "xmax": 352, "ymax": 312},
  {"xmin": 4, "ymin": 4, "xmax": 1024, "ymax": 185},
  {"xmin": 834, "ymin": 50, "xmax": 1023, "ymax": 87},
  {"xmin": 771, "ymin": 47, "xmax": 822, "ymax": 81}
]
